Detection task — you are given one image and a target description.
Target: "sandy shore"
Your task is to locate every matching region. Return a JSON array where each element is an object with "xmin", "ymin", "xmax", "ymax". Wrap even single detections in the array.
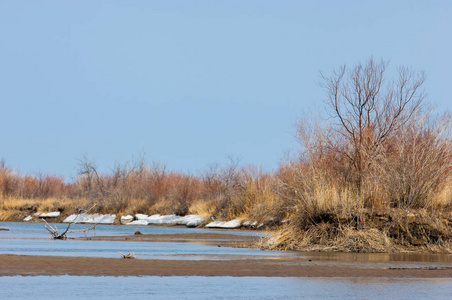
[
  {"xmin": 1, "ymin": 232, "xmax": 451, "ymax": 278},
  {"xmin": 1, "ymin": 254, "xmax": 451, "ymax": 277},
  {"xmin": 86, "ymin": 232, "xmax": 260, "ymax": 248}
]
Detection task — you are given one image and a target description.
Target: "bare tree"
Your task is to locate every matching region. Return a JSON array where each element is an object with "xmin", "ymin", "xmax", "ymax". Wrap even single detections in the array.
[
  {"xmin": 320, "ymin": 58, "xmax": 426, "ymax": 191},
  {"xmin": 77, "ymin": 155, "xmax": 102, "ymax": 200}
]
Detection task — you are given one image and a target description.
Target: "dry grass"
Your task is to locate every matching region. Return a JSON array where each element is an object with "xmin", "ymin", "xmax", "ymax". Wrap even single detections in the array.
[{"xmin": 0, "ymin": 196, "xmax": 87, "ymax": 221}]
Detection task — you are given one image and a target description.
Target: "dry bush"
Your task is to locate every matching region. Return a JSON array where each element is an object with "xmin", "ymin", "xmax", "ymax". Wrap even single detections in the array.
[
  {"xmin": 0, "ymin": 161, "xmax": 20, "ymax": 197},
  {"xmin": 200, "ymin": 160, "xmax": 247, "ymax": 219},
  {"xmin": 268, "ymin": 58, "xmax": 451, "ymax": 252},
  {"xmin": 167, "ymin": 173, "xmax": 201, "ymax": 216},
  {"xmin": 189, "ymin": 198, "xmax": 217, "ymax": 217},
  {"xmin": 381, "ymin": 111, "xmax": 452, "ymax": 209},
  {"xmin": 288, "ymin": 58, "xmax": 451, "ymax": 213}
]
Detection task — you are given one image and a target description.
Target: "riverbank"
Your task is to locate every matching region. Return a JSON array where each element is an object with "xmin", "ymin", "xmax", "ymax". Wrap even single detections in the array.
[
  {"xmin": 2, "ymin": 207, "xmax": 452, "ymax": 253},
  {"xmin": 1, "ymin": 254, "xmax": 451, "ymax": 278}
]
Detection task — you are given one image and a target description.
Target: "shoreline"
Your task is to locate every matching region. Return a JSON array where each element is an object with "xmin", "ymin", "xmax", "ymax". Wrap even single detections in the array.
[
  {"xmin": 1, "ymin": 254, "xmax": 451, "ymax": 278},
  {"xmin": 2, "ymin": 226, "xmax": 452, "ymax": 278}
]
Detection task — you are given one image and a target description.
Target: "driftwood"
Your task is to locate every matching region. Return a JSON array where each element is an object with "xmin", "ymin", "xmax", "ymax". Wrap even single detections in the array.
[
  {"xmin": 118, "ymin": 251, "xmax": 135, "ymax": 259},
  {"xmin": 42, "ymin": 204, "xmax": 97, "ymax": 240}
]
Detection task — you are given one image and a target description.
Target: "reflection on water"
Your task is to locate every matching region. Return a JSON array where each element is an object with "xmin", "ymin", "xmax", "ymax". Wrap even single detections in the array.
[
  {"xmin": 0, "ymin": 276, "xmax": 451, "ymax": 300},
  {"xmin": 291, "ymin": 251, "xmax": 452, "ymax": 263}
]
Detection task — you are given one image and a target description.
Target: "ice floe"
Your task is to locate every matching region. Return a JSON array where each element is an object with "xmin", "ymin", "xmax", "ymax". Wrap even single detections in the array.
[
  {"xmin": 63, "ymin": 213, "xmax": 204, "ymax": 227},
  {"xmin": 120, "ymin": 215, "xmax": 134, "ymax": 224},
  {"xmin": 121, "ymin": 215, "xmax": 134, "ymax": 221},
  {"xmin": 39, "ymin": 212, "xmax": 60, "ymax": 218},
  {"xmin": 135, "ymin": 214, "xmax": 149, "ymax": 220},
  {"xmin": 63, "ymin": 214, "xmax": 116, "ymax": 224},
  {"xmin": 205, "ymin": 219, "xmax": 242, "ymax": 229},
  {"xmin": 126, "ymin": 219, "xmax": 149, "ymax": 226},
  {"xmin": 127, "ymin": 214, "xmax": 205, "ymax": 227}
]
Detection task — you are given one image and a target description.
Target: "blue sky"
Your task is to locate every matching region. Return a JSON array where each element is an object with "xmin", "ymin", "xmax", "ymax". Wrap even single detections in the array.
[{"xmin": 1, "ymin": 1, "xmax": 451, "ymax": 180}]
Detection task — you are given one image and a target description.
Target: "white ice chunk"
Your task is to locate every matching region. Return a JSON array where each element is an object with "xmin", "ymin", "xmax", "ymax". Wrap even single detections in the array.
[
  {"xmin": 135, "ymin": 214, "xmax": 149, "ymax": 220},
  {"xmin": 23, "ymin": 216, "xmax": 32, "ymax": 222},
  {"xmin": 96, "ymin": 214, "xmax": 116, "ymax": 224},
  {"xmin": 145, "ymin": 214, "xmax": 177, "ymax": 225},
  {"xmin": 175, "ymin": 215, "xmax": 204, "ymax": 227},
  {"xmin": 63, "ymin": 214, "xmax": 77, "ymax": 223},
  {"xmin": 221, "ymin": 219, "xmax": 242, "ymax": 229},
  {"xmin": 144, "ymin": 214, "xmax": 204, "ymax": 227},
  {"xmin": 186, "ymin": 219, "xmax": 202, "ymax": 227},
  {"xmin": 121, "ymin": 215, "xmax": 134, "ymax": 221},
  {"xmin": 146, "ymin": 214, "xmax": 162, "ymax": 224},
  {"xmin": 63, "ymin": 214, "xmax": 116, "ymax": 224},
  {"xmin": 205, "ymin": 219, "xmax": 242, "ymax": 229},
  {"xmin": 205, "ymin": 221, "xmax": 226, "ymax": 228},
  {"xmin": 39, "ymin": 212, "xmax": 60, "ymax": 218},
  {"xmin": 126, "ymin": 219, "xmax": 149, "ymax": 226}
]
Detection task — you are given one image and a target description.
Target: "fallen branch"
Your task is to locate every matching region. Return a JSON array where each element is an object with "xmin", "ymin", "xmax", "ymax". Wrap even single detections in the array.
[
  {"xmin": 118, "ymin": 251, "xmax": 135, "ymax": 259},
  {"xmin": 42, "ymin": 204, "xmax": 97, "ymax": 240}
]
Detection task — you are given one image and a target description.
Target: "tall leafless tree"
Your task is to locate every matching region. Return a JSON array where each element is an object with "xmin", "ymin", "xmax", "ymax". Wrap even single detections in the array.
[{"xmin": 320, "ymin": 58, "xmax": 426, "ymax": 191}]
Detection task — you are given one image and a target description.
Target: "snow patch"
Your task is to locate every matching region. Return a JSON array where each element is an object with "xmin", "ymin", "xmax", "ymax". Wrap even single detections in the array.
[{"xmin": 23, "ymin": 216, "xmax": 32, "ymax": 222}]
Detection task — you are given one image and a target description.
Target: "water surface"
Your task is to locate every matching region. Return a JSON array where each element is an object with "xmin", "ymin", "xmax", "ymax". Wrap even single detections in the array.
[{"xmin": 0, "ymin": 276, "xmax": 450, "ymax": 300}]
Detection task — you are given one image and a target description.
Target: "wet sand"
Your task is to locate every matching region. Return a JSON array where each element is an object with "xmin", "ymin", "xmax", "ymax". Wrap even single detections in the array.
[
  {"xmin": 1, "ymin": 254, "xmax": 452, "ymax": 277},
  {"xmin": 86, "ymin": 232, "xmax": 260, "ymax": 248},
  {"xmin": 2, "ymin": 232, "xmax": 451, "ymax": 278}
]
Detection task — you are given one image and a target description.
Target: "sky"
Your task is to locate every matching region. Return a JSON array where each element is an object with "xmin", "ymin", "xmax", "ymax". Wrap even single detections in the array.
[{"xmin": 1, "ymin": 1, "xmax": 451, "ymax": 181}]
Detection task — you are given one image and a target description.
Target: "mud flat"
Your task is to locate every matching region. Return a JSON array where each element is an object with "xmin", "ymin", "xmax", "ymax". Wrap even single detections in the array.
[
  {"xmin": 1, "ymin": 254, "xmax": 452, "ymax": 277},
  {"xmin": 85, "ymin": 232, "xmax": 260, "ymax": 248}
]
